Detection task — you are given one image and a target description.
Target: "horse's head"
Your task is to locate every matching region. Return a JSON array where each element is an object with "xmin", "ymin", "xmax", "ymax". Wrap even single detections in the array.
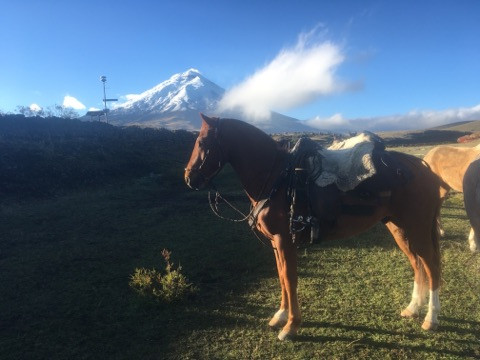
[{"xmin": 184, "ymin": 114, "xmax": 226, "ymax": 190}]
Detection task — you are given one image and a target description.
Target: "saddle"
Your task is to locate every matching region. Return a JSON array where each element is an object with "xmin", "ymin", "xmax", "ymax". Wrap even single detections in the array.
[{"xmin": 288, "ymin": 133, "xmax": 413, "ymax": 245}]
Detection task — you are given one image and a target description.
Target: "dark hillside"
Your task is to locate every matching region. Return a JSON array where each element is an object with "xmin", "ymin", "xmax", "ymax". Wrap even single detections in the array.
[
  {"xmin": 430, "ymin": 119, "xmax": 480, "ymax": 132},
  {"xmin": 0, "ymin": 114, "xmax": 473, "ymax": 198},
  {"xmin": 377, "ymin": 129, "xmax": 470, "ymax": 146},
  {"xmin": 0, "ymin": 115, "xmax": 196, "ymax": 198}
]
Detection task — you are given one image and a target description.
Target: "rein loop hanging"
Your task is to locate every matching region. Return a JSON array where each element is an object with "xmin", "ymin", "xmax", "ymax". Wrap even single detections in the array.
[{"xmin": 207, "ymin": 187, "xmax": 256, "ymax": 223}]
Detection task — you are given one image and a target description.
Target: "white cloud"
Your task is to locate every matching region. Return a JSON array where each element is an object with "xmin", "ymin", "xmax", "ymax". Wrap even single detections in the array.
[
  {"xmin": 306, "ymin": 104, "xmax": 480, "ymax": 132},
  {"xmin": 29, "ymin": 103, "xmax": 42, "ymax": 112},
  {"xmin": 63, "ymin": 95, "xmax": 86, "ymax": 110},
  {"xmin": 112, "ymin": 94, "xmax": 142, "ymax": 109},
  {"xmin": 218, "ymin": 28, "xmax": 346, "ymax": 121},
  {"xmin": 124, "ymin": 94, "xmax": 142, "ymax": 101}
]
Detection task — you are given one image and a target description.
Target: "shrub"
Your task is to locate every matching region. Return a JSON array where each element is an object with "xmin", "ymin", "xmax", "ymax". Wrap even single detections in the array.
[{"xmin": 129, "ymin": 249, "xmax": 197, "ymax": 303}]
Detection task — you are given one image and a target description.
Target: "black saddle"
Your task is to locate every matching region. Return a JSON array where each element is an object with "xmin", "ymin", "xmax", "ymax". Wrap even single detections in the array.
[{"xmin": 287, "ymin": 135, "xmax": 413, "ymax": 244}]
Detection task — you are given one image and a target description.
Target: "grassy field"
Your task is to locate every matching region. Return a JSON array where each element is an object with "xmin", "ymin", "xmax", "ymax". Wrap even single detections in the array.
[{"xmin": 1, "ymin": 150, "xmax": 479, "ymax": 359}]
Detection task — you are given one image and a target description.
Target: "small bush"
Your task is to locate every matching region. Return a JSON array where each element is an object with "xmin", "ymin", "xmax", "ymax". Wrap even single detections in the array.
[{"xmin": 129, "ymin": 249, "xmax": 197, "ymax": 303}]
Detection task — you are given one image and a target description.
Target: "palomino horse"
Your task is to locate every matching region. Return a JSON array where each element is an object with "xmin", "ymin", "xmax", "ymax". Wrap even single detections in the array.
[
  {"xmin": 424, "ymin": 144, "xmax": 480, "ymax": 252},
  {"xmin": 185, "ymin": 114, "xmax": 442, "ymax": 340}
]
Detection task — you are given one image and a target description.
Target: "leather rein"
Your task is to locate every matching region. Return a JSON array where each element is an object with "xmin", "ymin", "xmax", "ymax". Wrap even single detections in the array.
[
  {"xmin": 208, "ymin": 165, "xmax": 287, "ymax": 248},
  {"xmin": 195, "ymin": 120, "xmax": 288, "ymax": 245}
]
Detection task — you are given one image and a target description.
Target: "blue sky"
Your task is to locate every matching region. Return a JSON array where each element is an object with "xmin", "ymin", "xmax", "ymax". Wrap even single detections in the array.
[{"xmin": 1, "ymin": 0, "xmax": 479, "ymax": 130}]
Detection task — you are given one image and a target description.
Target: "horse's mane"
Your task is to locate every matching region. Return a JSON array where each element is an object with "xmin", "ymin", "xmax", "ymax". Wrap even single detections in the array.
[{"xmin": 220, "ymin": 118, "xmax": 282, "ymax": 150}]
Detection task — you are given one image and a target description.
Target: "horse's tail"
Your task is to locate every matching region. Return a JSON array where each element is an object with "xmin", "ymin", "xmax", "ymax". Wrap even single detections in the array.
[
  {"xmin": 407, "ymin": 151, "xmax": 443, "ymax": 291},
  {"xmin": 431, "ymin": 200, "xmax": 442, "ymax": 266}
]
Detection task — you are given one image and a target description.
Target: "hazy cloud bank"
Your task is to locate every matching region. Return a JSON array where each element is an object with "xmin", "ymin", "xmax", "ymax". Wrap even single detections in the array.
[{"xmin": 306, "ymin": 103, "xmax": 480, "ymax": 132}]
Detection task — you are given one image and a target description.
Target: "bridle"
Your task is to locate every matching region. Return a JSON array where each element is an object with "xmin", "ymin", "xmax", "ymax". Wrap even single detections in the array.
[
  {"xmin": 185, "ymin": 122, "xmax": 225, "ymax": 188},
  {"xmin": 207, "ymin": 148, "xmax": 288, "ymax": 248},
  {"xmin": 185, "ymin": 118, "xmax": 288, "ymax": 247}
]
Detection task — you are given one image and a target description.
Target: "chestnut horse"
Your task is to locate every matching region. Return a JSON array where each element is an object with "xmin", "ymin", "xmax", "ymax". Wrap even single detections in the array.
[
  {"xmin": 424, "ymin": 144, "xmax": 480, "ymax": 252},
  {"xmin": 185, "ymin": 114, "xmax": 442, "ymax": 340}
]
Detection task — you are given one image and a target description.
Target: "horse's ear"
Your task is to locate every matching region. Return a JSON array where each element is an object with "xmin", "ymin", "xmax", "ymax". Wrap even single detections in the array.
[{"xmin": 200, "ymin": 113, "xmax": 218, "ymax": 128}]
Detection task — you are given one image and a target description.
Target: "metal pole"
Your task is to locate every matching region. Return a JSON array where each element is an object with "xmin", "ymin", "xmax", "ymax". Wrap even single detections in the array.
[
  {"xmin": 103, "ymin": 81, "xmax": 107, "ymax": 111},
  {"xmin": 101, "ymin": 76, "xmax": 108, "ymax": 124}
]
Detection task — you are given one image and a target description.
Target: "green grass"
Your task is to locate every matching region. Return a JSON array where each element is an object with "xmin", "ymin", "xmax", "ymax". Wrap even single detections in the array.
[{"xmin": 1, "ymin": 164, "xmax": 479, "ymax": 359}]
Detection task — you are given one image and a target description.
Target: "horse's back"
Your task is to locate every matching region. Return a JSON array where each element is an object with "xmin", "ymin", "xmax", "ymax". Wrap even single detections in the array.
[
  {"xmin": 310, "ymin": 150, "xmax": 440, "ymax": 240},
  {"xmin": 355, "ymin": 150, "xmax": 414, "ymax": 194},
  {"xmin": 424, "ymin": 145, "xmax": 480, "ymax": 192}
]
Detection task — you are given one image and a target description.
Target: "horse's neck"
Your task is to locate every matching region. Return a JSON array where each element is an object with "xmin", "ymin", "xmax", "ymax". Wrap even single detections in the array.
[{"xmin": 222, "ymin": 123, "xmax": 282, "ymax": 202}]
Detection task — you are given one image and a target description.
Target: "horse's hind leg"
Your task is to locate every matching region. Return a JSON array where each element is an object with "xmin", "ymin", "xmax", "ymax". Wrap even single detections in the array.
[
  {"xmin": 385, "ymin": 221, "xmax": 441, "ymax": 330},
  {"xmin": 437, "ymin": 186, "xmax": 450, "ymax": 238},
  {"xmin": 386, "ymin": 223, "xmax": 428, "ymax": 317},
  {"xmin": 468, "ymin": 228, "xmax": 479, "ymax": 252},
  {"xmin": 401, "ymin": 270, "xmax": 428, "ymax": 319}
]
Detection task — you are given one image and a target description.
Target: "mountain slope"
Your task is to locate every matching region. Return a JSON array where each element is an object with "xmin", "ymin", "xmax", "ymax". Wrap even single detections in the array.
[
  {"xmin": 102, "ymin": 69, "xmax": 312, "ymax": 133},
  {"xmin": 430, "ymin": 119, "xmax": 480, "ymax": 132}
]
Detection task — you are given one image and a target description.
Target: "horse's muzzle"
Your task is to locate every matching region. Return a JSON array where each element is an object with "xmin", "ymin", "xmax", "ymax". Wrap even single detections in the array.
[{"xmin": 184, "ymin": 168, "xmax": 207, "ymax": 190}]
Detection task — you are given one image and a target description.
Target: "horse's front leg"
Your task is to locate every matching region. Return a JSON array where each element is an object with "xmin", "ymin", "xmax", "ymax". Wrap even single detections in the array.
[
  {"xmin": 268, "ymin": 246, "xmax": 288, "ymax": 329},
  {"xmin": 272, "ymin": 234, "xmax": 301, "ymax": 340}
]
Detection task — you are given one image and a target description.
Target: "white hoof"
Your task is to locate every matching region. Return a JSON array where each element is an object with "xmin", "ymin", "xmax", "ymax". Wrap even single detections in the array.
[
  {"xmin": 422, "ymin": 321, "xmax": 438, "ymax": 331},
  {"xmin": 400, "ymin": 308, "xmax": 418, "ymax": 318},
  {"xmin": 268, "ymin": 309, "xmax": 288, "ymax": 329},
  {"xmin": 278, "ymin": 329, "xmax": 295, "ymax": 341},
  {"xmin": 468, "ymin": 229, "xmax": 479, "ymax": 252},
  {"xmin": 470, "ymin": 241, "xmax": 479, "ymax": 252}
]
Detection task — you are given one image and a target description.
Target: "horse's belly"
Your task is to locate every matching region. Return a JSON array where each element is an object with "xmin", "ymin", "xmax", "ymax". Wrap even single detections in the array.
[
  {"xmin": 325, "ymin": 210, "xmax": 388, "ymax": 240},
  {"xmin": 443, "ymin": 172, "xmax": 464, "ymax": 192}
]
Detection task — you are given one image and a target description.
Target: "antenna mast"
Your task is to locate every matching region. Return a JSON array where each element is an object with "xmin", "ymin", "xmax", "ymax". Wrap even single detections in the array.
[
  {"xmin": 86, "ymin": 76, "xmax": 119, "ymax": 122},
  {"xmin": 100, "ymin": 75, "xmax": 117, "ymax": 124}
]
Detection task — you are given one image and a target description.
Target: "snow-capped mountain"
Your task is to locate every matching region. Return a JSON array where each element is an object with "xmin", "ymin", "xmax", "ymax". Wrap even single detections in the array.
[{"xmin": 102, "ymin": 69, "xmax": 314, "ymax": 133}]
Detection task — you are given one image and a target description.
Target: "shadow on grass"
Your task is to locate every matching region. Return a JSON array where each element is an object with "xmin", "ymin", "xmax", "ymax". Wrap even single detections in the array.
[
  {"xmin": 442, "ymin": 203, "xmax": 466, "ymax": 211},
  {"xmin": 297, "ymin": 319, "xmax": 480, "ymax": 357},
  {"xmin": 440, "ymin": 213, "xmax": 469, "ymax": 221},
  {"xmin": 439, "ymin": 317, "xmax": 480, "ymax": 337},
  {"xmin": 2, "ymin": 176, "xmax": 477, "ymax": 359},
  {"xmin": 306, "ymin": 223, "xmax": 398, "ymax": 251},
  {"xmin": 294, "ymin": 334, "xmax": 478, "ymax": 358}
]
